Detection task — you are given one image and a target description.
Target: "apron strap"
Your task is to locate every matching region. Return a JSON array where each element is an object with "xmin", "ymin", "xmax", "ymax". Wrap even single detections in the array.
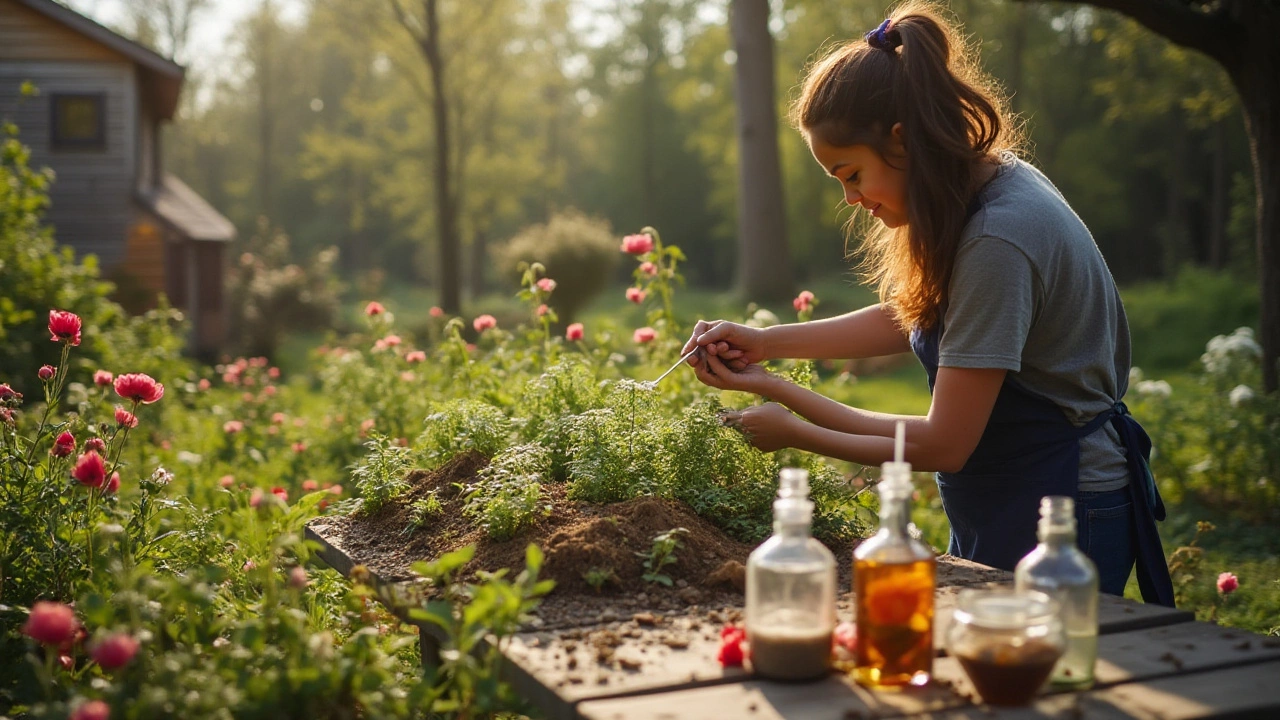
[{"xmin": 1110, "ymin": 402, "xmax": 1176, "ymax": 607}]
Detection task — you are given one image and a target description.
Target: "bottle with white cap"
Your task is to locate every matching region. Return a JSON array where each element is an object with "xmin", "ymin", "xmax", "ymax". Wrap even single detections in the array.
[
  {"xmin": 745, "ymin": 467, "xmax": 837, "ymax": 681},
  {"xmin": 852, "ymin": 421, "xmax": 935, "ymax": 688}
]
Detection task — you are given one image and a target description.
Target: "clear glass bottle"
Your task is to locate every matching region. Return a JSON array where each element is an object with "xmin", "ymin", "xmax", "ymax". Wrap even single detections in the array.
[
  {"xmin": 1014, "ymin": 496, "xmax": 1098, "ymax": 688},
  {"xmin": 745, "ymin": 468, "xmax": 837, "ymax": 681},
  {"xmin": 852, "ymin": 461, "xmax": 935, "ymax": 688}
]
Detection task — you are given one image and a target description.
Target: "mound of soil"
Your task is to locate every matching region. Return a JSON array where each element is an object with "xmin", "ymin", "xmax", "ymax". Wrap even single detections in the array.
[{"xmin": 317, "ymin": 451, "xmax": 780, "ymax": 600}]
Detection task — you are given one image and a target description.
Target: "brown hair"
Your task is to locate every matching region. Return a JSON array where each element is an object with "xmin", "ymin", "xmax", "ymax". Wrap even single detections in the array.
[{"xmin": 790, "ymin": 1, "xmax": 1020, "ymax": 330}]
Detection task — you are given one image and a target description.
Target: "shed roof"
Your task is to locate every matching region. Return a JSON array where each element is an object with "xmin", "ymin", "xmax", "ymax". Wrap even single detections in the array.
[
  {"xmin": 137, "ymin": 174, "xmax": 236, "ymax": 243},
  {"xmin": 13, "ymin": 0, "xmax": 185, "ymax": 119}
]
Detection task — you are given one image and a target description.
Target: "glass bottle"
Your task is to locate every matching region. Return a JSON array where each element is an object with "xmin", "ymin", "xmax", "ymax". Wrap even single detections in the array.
[
  {"xmin": 1014, "ymin": 496, "xmax": 1098, "ymax": 688},
  {"xmin": 852, "ymin": 460, "xmax": 935, "ymax": 688},
  {"xmin": 745, "ymin": 468, "xmax": 837, "ymax": 681}
]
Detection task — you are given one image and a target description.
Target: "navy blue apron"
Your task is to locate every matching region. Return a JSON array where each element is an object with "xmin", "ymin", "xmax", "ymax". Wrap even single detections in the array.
[{"xmin": 910, "ymin": 318, "xmax": 1176, "ymax": 607}]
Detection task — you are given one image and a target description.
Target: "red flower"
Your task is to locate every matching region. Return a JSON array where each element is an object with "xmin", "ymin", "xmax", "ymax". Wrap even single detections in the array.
[
  {"xmin": 406, "ymin": 350, "xmax": 426, "ymax": 363},
  {"xmin": 565, "ymin": 323, "xmax": 584, "ymax": 342},
  {"xmin": 1217, "ymin": 572, "xmax": 1239, "ymax": 595},
  {"xmin": 537, "ymin": 278, "xmax": 557, "ymax": 292},
  {"xmin": 72, "ymin": 451, "xmax": 107, "ymax": 488},
  {"xmin": 793, "ymin": 290, "xmax": 815, "ymax": 312},
  {"xmin": 38, "ymin": 365, "xmax": 55, "ymax": 381},
  {"xmin": 429, "ymin": 306, "xmax": 445, "ymax": 318},
  {"xmin": 104, "ymin": 472, "xmax": 120, "ymax": 494},
  {"xmin": 271, "ymin": 487, "xmax": 289, "ymax": 502},
  {"xmin": 58, "ymin": 654, "xmax": 74, "ymax": 670},
  {"xmin": 364, "ymin": 301, "xmax": 385, "ymax": 316},
  {"xmin": 69, "ymin": 700, "xmax": 110, "ymax": 720},
  {"xmin": 114, "ymin": 406, "xmax": 138, "ymax": 429},
  {"xmin": 536, "ymin": 304, "xmax": 550, "ymax": 317},
  {"xmin": 197, "ymin": 378, "xmax": 211, "ymax": 391},
  {"xmin": 48, "ymin": 309, "xmax": 82, "ymax": 346},
  {"xmin": 113, "ymin": 373, "xmax": 164, "ymax": 404},
  {"xmin": 84, "ymin": 437, "xmax": 106, "ymax": 454},
  {"xmin": 302, "ymin": 479, "xmax": 319, "ymax": 492},
  {"xmin": 717, "ymin": 624, "xmax": 746, "ymax": 667},
  {"xmin": 91, "ymin": 632, "xmax": 139, "ymax": 669},
  {"xmin": 93, "ymin": 370, "xmax": 114, "ymax": 387},
  {"xmin": 620, "ymin": 233, "xmax": 654, "ymax": 255},
  {"xmin": 473, "ymin": 314, "xmax": 497, "ymax": 333},
  {"xmin": 0, "ymin": 383, "xmax": 20, "ymax": 402},
  {"xmin": 633, "ymin": 327, "xmax": 657, "ymax": 344},
  {"xmin": 625, "ymin": 287, "xmax": 647, "ymax": 304},
  {"xmin": 22, "ymin": 602, "xmax": 79, "ymax": 645},
  {"xmin": 52, "ymin": 431, "xmax": 76, "ymax": 458},
  {"xmin": 223, "ymin": 420, "xmax": 244, "ymax": 434},
  {"xmin": 639, "ymin": 261, "xmax": 658, "ymax": 276}
]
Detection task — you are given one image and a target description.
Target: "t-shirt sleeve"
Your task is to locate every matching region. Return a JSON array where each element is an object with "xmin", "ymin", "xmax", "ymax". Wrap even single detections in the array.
[{"xmin": 938, "ymin": 235, "xmax": 1041, "ymax": 371}]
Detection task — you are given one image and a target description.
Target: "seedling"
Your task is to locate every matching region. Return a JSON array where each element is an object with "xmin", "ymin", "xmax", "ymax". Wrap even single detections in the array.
[
  {"xmin": 637, "ymin": 527, "xmax": 688, "ymax": 586},
  {"xmin": 402, "ymin": 492, "xmax": 443, "ymax": 536},
  {"xmin": 582, "ymin": 566, "xmax": 618, "ymax": 593}
]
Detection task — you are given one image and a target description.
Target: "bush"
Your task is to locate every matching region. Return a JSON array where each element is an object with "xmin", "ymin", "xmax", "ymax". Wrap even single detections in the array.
[
  {"xmin": 493, "ymin": 210, "xmax": 620, "ymax": 324},
  {"xmin": 1122, "ymin": 266, "xmax": 1259, "ymax": 373},
  {"xmin": 226, "ymin": 220, "xmax": 343, "ymax": 358}
]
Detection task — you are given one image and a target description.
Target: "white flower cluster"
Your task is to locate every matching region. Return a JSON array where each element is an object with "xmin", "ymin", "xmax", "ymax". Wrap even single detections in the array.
[
  {"xmin": 1201, "ymin": 327, "xmax": 1262, "ymax": 376},
  {"xmin": 1229, "ymin": 384, "xmax": 1256, "ymax": 407},
  {"xmin": 1135, "ymin": 379, "xmax": 1172, "ymax": 398},
  {"xmin": 745, "ymin": 307, "xmax": 780, "ymax": 328}
]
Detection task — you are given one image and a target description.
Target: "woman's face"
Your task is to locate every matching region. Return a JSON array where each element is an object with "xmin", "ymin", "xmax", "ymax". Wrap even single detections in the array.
[{"xmin": 806, "ymin": 127, "xmax": 908, "ymax": 228}]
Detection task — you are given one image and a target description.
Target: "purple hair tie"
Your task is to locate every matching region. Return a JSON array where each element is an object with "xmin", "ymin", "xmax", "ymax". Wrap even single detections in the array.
[{"xmin": 864, "ymin": 18, "xmax": 899, "ymax": 52}]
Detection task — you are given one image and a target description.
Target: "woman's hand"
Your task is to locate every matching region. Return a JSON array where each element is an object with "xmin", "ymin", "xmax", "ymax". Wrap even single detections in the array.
[
  {"xmin": 681, "ymin": 320, "xmax": 767, "ymax": 372},
  {"xmin": 693, "ymin": 351, "xmax": 776, "ymax": 395},
  {"xmin": 720, "ymin": 403, "xmax": 801, "ymax": 453}
]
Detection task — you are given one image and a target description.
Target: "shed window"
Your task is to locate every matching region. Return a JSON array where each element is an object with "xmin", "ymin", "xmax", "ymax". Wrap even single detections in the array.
[{"xmin": 51, "ymin": 94, "xmax": 106, "ymax": 151}]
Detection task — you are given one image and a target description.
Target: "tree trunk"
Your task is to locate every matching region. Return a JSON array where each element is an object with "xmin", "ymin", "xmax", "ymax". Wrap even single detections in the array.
[
  {"xmin": 1007, "ymin": 3, "xmax": 1029, "ymax": 115},
  {"xmin": 420, "ymin": 0, "xmax": 461, "ymax": 314},
  {"xmin": 730, "ymin": 0, "xmax": 791, "ymax": 302}
]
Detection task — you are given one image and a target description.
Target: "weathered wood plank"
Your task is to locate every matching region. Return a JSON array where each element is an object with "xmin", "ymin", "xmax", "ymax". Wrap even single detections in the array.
[
  {"xmin": 936, "ymin": 659, "xmax": 1280, "ymax": 719},
  {"xmin": 933, "ymin": 620, "xmax": 1280, "ymax": 706}
]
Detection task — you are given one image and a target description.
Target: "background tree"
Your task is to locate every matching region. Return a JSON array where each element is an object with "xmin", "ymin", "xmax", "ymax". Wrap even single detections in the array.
[{"xmin": 1020, "ymin": 0, "xmax": 1278, "ymax": 391}]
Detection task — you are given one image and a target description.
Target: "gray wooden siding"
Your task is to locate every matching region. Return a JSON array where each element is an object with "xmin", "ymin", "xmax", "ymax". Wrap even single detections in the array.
[{"xmin": 0, "ymin": 60, "xmax": 137, "ymax": 268}]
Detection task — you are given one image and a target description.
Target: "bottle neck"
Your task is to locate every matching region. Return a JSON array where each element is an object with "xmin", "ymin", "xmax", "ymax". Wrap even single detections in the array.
[
  {"xmin": 1038, "ymin": 526, "xmax": 1077, "ymax": 550},
  {"xmin": 775, "ymin": 519, "xmax": 812, "ymax": 538},
  {"xmin": 878, "ymin": 494, "xmax": 911, "ymax": 534}
]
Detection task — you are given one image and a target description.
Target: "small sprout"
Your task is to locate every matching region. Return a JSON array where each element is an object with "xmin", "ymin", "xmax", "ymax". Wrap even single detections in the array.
[
  {"xmin": 582, "ymin": 566, "xmax": 618, "ymax": 593},
  {"xmin": 636, "ymin": 527, "xmax": 688, "ymax": 587}
]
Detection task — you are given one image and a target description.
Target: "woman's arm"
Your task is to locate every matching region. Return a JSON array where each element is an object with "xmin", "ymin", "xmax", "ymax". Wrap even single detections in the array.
[
  {"xmin": 705, "ymin": 356, "xmax": 1005, "ymax": 472},
  {"xmin": 685, "ymin": 304, "xmax": 912, "ymax": 371}
]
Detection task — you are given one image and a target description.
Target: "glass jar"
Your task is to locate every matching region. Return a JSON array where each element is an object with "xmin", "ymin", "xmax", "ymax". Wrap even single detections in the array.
[
  {"xmin": 746, "ymin": 468, "xmax": 837, "ymax": 681},
  {"xmin": 947, "ymin": 588, "xmax": 1066, "ymax": 706}
]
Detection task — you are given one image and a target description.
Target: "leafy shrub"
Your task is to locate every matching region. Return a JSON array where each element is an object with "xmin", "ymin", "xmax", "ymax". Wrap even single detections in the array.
[
  {"xmin": 351, "ymin": 434, "xmax": 412, "ymax": 513},
  {"xmin": 416, "ymin": 399, "xmax": 515, "ymax": 466},
  {"xmin": 493, "ymin": 209, "xmax": 620, "ymax": 324},
  {"xmin": 1123, "ymin": 266, "xmax": 1259, "ymax": 373},
  {"xmin": 464, "ymin": 443, "xmax": 551, "ymax": 541},
  {"xmin": 226, "ymin": 219, "xmax": 342, "ymax": 358}
]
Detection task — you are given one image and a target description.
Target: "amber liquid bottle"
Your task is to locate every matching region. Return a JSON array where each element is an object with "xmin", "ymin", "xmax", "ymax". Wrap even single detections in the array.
[{"xmin": 853, "ymin": 461, "xmax": 935, "ymax": 688}]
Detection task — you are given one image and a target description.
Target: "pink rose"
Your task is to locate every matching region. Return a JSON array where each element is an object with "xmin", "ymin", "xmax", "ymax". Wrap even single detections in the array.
[
  {"xmin": 536, "ymin": 278, "xmax": 557, "ymax": 292},
  {"xmin": 38, "ymin": 365, "xmax": 55, "ymax": 381},
  {"xmin": 633, "ymin": 327, "xmax": 657, "ymax": 344},
  {"xmin": 69, "ymin": 700, "xmax": 110, "ymax": 720},
  {"xmin": 406, "ymin": 350, "xmax": 427, "ymax": 363},
  {"xmin": 536, "ymin": 304, "xmax": 550, "ymax": 317},
  {"xmin": 223, "ymin": 420, "xmax": 244, "ymax": 434},
  {"xmin": 565, "ymin": 323, "xmax": 584, "ymax": 342},
  {"xmin": 114, "ymin": 406, "xmax": 138, "ymax": 429},
  {"xmin": 104, "ymin": 472, "xmax": 120, "ymax": 494},
  {"xmin": 93, "ymin": 370, "xmax": 114, "ymax": 387},
  {"xmin": 91, "ymin": 632, "xmax": 139, "ymax": 669},
  {"xmin": 473, "ymin": 314, "xmax": 497, "ymax": 333},
  {"xmin": 72, "ymin": 451, "xmax": 107, "ymax": 488},
  {"xmin": 1217, "ymin": 571, "xmax": 1239, "ymax": 595},
  {"xmin": 793, "ymin": 290, "xmax": 815, "ymax": 312},
  {"xmin": 302, "ymin": 479, "xmax": 319, "ymax": 492},
  {"xmin": 625, "ymin": 287, "xmax": 647, "ymax": 304},
  {"xmin": 639, "ymin": 261, "xmax": 658, "ymax": 276},
  {"xmin": 429, "ymin": 306, "xmax": 445, "ymax": 318},
  {"xmin": 22, "ymin": 602, "xmax": 79, "ymax": 645},
  {"xmin": 364, "ymin": 301, "xmax": 385, "ymax": 316},
  {"xmin": 219, "ymin": 475, "xmax": 235, "ymax": 488},
  {"xmin": 84, "ymin": 437, "xmax": 106, "ymax": 454},
  {"xmin": 114, "ymin": 373, "xmax": 164, "ymax": 404},
  {"xmin": 620, "ymin": 233, "xmax": 654, "ymax": 255},
  {"xmin": 52, "ymin": 431, "xmax": 76, "ymax": 458},
  {"xmin": 48, "ymin": 309, "xmax": 82, "ymax": 346}
]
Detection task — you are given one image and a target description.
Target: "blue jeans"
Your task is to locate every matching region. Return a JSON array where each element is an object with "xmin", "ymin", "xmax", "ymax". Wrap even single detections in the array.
[{"xmin": 1075, "ymin": 487, "xmax": 1136, "ymax": 596}]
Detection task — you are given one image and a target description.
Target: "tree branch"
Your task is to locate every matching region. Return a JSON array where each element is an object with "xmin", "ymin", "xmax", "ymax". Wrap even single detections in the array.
[{"xmin": 1015, "ymin": 0, "xmax": 1237, "ymax": 63}]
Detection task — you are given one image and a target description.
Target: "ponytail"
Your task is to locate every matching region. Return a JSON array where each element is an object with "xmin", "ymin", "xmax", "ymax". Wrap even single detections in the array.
[{"xmin": 791, "ymin": 1, "xmax": 1019, "ymax": 331}]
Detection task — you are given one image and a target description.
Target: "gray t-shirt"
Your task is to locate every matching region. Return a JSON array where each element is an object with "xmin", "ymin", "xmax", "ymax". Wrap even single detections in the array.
[{"xmin": 940, "ymin": 156, "xmax": 1131, "ymax": 492}]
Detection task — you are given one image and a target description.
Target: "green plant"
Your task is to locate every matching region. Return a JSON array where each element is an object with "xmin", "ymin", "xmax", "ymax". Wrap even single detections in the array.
[
  {"xmin": 416, "ymin": 399, "xmax": 514, "ymax": 466},
  {"xmin": 403, "ymin": 492, "xmax": 444, "ymax": 535},
  {"xmin": 463, "ymin": 444, "xmax": 550, "ymax": 541},
  {"xmin": 493, "ymin": 209, "xmax": 620, "ymax": 324},
  {"xmin": 350, "ymin": 434, "xmax": 412, "ymax": 513},
  {"xmin": 582, "ymin": 566, "xmax": 617, "ymax": 593},
  {"xmin": 637, "ymin": 527, "xmax": 688, "ymax": 586}
]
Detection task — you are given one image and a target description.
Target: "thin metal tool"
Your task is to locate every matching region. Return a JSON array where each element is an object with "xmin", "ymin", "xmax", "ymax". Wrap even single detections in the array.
[{"xmin": 650, "ymin": 345, "xmax": 702, "ymax": 387}]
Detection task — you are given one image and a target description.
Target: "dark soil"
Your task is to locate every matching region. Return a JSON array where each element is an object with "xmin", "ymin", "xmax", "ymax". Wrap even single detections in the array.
[{"xmin": 314, "ymin": 451, "xmax": 857, "ymax": 621}]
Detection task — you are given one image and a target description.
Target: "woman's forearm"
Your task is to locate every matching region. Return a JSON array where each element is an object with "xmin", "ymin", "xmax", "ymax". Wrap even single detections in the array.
[
  {"xmin": 762, "ymin": 304, "xmax": 911, "ymax": 361},
  {"xmin": 763, "ymin": 376, "xmax": 913, "ymax": 440}
]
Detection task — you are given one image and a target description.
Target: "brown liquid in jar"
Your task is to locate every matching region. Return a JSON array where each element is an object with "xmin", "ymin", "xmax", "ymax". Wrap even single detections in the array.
[
  {"xmin": 955, "ymin": 639, "xmax": 1062, "ymax": 706},
  {"xmin": 748, "ymin": 626, "xmax": 832, "ymax": 681}
]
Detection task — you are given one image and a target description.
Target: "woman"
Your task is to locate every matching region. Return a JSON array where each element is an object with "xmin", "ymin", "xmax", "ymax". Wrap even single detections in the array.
[{"xmin": 684, "ymin": 2, "xmax": 1173, "ymax": 604}]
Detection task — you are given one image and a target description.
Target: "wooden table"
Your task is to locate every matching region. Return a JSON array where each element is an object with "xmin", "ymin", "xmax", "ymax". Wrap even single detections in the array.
[{"xmin": 307, "ymin": 524, "xmax": 1280, "ymax": 719}]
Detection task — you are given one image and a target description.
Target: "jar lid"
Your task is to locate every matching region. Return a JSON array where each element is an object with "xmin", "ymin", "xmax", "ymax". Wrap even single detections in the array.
[{"xmin": 952, "ymin": 588, "xmax": 1059, "ymax": 630}]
